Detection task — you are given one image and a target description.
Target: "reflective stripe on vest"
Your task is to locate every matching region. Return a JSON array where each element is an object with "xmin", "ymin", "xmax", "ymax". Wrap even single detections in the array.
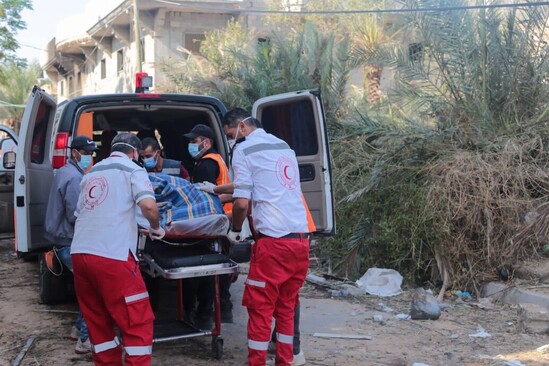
[{"xmin": 202, "ymin": 153, "xmax": 233, "ymax": 214}]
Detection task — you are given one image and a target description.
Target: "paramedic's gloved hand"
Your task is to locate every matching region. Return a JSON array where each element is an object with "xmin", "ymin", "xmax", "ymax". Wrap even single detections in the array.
[
  {"xmin": 149, "ymin": 226, "xmax": 166, "ymax": 241},
  {"xmin": 197, "ymin": 181, "xmax": 216, "ymax": 194},
  {"xmin": 227, "ymin": 229, "xmax": 243, "ymax": 243}
]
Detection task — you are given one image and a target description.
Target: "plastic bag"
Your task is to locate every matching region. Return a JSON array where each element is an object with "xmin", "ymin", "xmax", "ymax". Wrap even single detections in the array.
[
  {"xmin": 355, "ymin": 268, "xmax": 403, "ymax": 297},
  {"xmin": 410, "ymin": 288, "xmax": 441, "ymax": 320}
]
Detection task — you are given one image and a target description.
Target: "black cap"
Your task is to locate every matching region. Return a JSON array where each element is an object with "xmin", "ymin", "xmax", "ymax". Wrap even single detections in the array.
[
  {"xmin": 70, "ymin": 135, "xmax": 98, "ymax": 152},
  {"xmin": 184, "ymin": 124, "xmax": 214, "ymax": 140}
]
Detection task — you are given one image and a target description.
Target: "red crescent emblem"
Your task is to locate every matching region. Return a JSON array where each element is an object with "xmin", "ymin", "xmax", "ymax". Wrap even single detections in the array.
[
  {"xmin": 284, "ymin": 166, "xmax": 292, "ymax": 180},
  {"xmin": 88, "ymin": 186, "xmax": 96, "ymax": 199}
]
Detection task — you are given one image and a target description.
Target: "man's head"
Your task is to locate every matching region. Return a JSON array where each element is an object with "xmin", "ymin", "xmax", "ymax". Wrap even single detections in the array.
[
  {"xmin": 69, "ymin": 135, "xmax": 98, "ymax": 170},
  {"xmin": 140, "ymin": 137, "xmax": 161, "ymax": 171},
  {"xmin": 184, "ymin": 124, "xmax": 215, "ymax": 159},
  {"xmin": 222, "ymin": 108, "xmax": 261, "ymax": 141},
  {"xmin": 111, "ymin": 133, "xmax": 142, "ymax": 161}
]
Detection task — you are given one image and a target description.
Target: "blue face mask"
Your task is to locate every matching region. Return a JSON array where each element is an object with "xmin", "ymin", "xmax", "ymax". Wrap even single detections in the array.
[
  {"xmin": 77, "ymin": 154, "xmax": 92, "ymax": 171},
  {"xmin": 188, "ymin": 142, "xmax": 202, "ymax": 158},
  {"xmin": 143, "ymin": 156, "xmax": 157, "ymax": 170}
]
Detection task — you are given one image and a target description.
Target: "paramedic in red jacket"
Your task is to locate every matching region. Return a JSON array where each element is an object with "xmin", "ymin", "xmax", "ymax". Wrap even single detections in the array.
[
  {"xmin": 71, "ymin": 133, "xmax": 165, "ymax": 366},
  {"xmin": 222, "ymin": 108, "xmax": 309, "ymax": 366}
]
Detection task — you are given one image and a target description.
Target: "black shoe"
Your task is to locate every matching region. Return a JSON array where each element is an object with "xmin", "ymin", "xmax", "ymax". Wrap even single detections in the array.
[{"xmin": 220, "ymin": 308, "xmax": 233, "ymax": 323}]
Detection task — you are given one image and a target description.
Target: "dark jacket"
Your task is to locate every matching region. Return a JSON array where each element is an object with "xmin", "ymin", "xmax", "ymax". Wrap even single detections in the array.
[{"xmin": 44, "ymin": 160, "xmax": 84, "ymax": 246}]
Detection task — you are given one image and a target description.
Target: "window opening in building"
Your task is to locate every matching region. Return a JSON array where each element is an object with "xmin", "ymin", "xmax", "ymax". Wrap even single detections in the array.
[
  {"xmin": 117, "ymin": 49, "xmax": 124, "ymax": 74},
  {"xmin": 184, "ymin": 33, "xmax": 206, "ymax": 54},
  {"xmin": 100, "ymin": 59, "xmax": 107, "ymax": 79}
]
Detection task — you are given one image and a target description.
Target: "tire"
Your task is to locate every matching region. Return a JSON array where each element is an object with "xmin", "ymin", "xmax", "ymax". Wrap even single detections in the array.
[
  {"xmin": 212, "ymin": 337, "xmax": 223, "ymax": 360},
  {"xmin": 38, "ymin": 252, "xmax": 69, "ymax": 304}
]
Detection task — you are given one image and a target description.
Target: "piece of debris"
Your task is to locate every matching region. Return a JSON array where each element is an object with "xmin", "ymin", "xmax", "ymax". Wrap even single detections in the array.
[
  {"xmin": 306, "ymin": 273, "xmax": 329, "ymax": 286},
  {"xmin": 517, "ymin": 303, "xmax": 549, "ymax": 334},
  {"xmin": 395, "ymin": 313, "xmax": 411, "ymax": 320},
  {"xmin": 355, "ymin": 268, "xmax": 403, "ymax": 297},
  {"xmin": 536, "ymin": 344, "xmax": 549, "ymax": 353},
  {"xmin": 410, "ymin": 288, "xmax": 441, "ymax": 320},
  {"xmin": 313, "ymin": 332, "xmax": 372, "ymax": 340},
  {"xmin": 12, "ymin": 336, "xmax": 37, "ymax": 366},
  {"xmin": 372, "ymin": 314, "xmax": 387, "ymax": 325},
  {"xmin": 504, "ymin": 360, "xmax": 525, "ymax": 366},
  {"xmin": 412, "ymin": 363, "xmax": 430, "ymax": 366},
  {"xmin": 328, "ymin": 289, "xmax": 349, "ymax": 298},
  {"xmin": 377, "ymin": 302, "xmax": 395, "ymax": 313},
  {"xmin": 469, "ymin": 326, "xmax": 491, "ymax": 338},
  {"xmin": 471, "ymin": 297, "xmax": 495, "ymax": 310}
]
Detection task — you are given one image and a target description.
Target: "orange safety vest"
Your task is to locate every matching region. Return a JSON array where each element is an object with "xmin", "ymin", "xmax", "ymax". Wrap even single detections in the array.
[
  {"xmin": 201, "ymin": 153, "xmax": 233, "ymax": 214},
  {"xmin": 302, "ymin": 195, "xmax": 317, "ymax": 233}
]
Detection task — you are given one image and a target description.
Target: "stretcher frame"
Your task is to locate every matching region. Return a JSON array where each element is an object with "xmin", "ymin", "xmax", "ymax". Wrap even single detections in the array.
[{"xmin": 137, "ymin": 231, "xmax": 238, "ymax": 360}]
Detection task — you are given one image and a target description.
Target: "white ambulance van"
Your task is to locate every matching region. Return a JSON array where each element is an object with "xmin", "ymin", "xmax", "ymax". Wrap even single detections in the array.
[{"xmin": 0, "ymin": 86, "xmax": 335, "ymax": 303}]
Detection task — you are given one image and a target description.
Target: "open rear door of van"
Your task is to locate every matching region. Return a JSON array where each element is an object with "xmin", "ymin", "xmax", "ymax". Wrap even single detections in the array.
[
  {"xmin": 252, "ymin": 89, "xmax": 335, "ymax": 235},
  {"xmin": 0, "ymin": 127, "xmax": 18, "ymax": 235},
  {"xmin": 14, "ymin": 86, "xmax": 57, "ymax": 254}
]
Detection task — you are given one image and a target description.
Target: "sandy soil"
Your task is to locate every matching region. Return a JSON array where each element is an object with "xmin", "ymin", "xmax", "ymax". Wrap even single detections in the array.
[{"xmin": 1, "ymin": 236, "xmax": 549, "ymax": 366}]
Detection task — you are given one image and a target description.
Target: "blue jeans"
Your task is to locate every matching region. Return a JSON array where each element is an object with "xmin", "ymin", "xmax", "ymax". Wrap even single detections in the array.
[{"xmin": 56, "ymin": 247, "xmax": 89, "ymax": 341}]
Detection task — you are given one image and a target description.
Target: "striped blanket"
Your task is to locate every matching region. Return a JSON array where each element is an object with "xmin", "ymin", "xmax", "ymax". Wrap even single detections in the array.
[{"xmin": 148, "ymin": 173, "xmax": 223, "ymax": 226}]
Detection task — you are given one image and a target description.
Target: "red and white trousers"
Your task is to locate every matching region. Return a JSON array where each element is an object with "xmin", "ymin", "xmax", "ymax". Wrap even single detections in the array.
[
  {"xmin": 72, "ymin": 253, "xmax": 155, "ymax": 366},
  {"xmin": 243, "ymin": 236, "xmax": 309, "ymax": 366}
]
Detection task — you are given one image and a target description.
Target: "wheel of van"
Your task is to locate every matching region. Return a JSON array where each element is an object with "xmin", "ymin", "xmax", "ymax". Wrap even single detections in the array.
[{"xmin": 38, "ymin": 252, "xmax": 69, "ymax": 304}]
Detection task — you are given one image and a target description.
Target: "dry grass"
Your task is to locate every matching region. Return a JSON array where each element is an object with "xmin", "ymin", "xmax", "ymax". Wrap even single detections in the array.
[{"xmin": 426, "ymin": 136, "xmax": 549, "ymax": 294}]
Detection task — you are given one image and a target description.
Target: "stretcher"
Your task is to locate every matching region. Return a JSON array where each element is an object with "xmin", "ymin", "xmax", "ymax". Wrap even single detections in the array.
[{"xmin": 137, "ymin": 214, "xmax": 242, "ymax": 360}]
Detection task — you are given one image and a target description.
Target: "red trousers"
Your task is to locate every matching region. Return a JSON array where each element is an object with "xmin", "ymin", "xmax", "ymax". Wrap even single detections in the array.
[
  {"xmin": 72, "ymin": 253, "xmax": 155, "ymax": 366},
  {"xmin": 243, "ymin": 236, "xmax": 309, "ymax": 366}
]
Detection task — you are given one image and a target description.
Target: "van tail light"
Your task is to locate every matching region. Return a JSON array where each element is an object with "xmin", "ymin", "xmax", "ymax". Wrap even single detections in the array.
[{"xmin": 52, "ymin": 132, "xmax": 69, "ymax": 169}]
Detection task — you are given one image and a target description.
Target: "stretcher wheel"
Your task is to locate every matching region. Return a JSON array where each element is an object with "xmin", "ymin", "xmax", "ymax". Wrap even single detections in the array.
[{"xmin": 212, "ymin": 337, "xmax": 224, "ymax": 360}]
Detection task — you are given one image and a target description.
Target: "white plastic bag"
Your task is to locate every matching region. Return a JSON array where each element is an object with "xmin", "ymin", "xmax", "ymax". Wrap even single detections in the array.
[{"xmin": 355, "ymin": 268, "xmax": 403, "ymax": 297}]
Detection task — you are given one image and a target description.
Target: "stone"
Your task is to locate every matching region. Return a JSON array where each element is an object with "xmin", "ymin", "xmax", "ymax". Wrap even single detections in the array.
[{"xmin": 517, "ymin": 303, "xmax": 549, "ymax": 334}]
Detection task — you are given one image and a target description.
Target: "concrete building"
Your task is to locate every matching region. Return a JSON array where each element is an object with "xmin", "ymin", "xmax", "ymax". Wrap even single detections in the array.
[{"xmin": 40, "ymin": 0, "xmax": 293, "ymax": 101}]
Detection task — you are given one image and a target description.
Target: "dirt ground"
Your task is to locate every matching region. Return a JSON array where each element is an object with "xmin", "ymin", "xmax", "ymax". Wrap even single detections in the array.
[{"xmin": 1, "ymin": 237, "xmax": 549, "ymax": 366}]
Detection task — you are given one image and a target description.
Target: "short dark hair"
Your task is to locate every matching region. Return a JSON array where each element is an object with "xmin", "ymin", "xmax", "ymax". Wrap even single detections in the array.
[
  {"xmin": 222, "ymin": 108, "xmax": 262, "ymax": 128},
  {"xmin": 141, "ymin": 137, "xmax": 160, "ymax": 151},
  {"xmin": 111, "ymin": 133, "xmax": 142, "ymax": 154}
]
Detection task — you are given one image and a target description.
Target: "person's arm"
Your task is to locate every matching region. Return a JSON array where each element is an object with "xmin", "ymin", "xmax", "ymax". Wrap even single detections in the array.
[
  {"xmin": 64, "ymin": 176, "xmax": 81, "ymax": 225},
  {"xmin": 138, "ymin": 197, "xmax": 160, "ymax": 229},
  {"xmin": 179, "ymin": 163, "xmax": 190, "ymax": 180},
  {"xmin": 213, "ymin": 183, "xmax": 234, "ymax": 195},
  {"xmin": 230, "ymin": 197, "xmax": 249, "ymax": 231},
  {"xmin": 229, "ymin": 148, "xmax": 252, "ymax": 235},
  {"xmin": 132, "ymin": 169, "xmax": 165, "ymax": 240}
]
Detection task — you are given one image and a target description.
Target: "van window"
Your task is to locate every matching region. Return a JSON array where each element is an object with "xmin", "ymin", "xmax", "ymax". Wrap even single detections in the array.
[
  {"xmin": 30, "ymin": 102, "xmax": 52, "ymax": 164},
  {"xmin": 260, "ymin": 99, "xmax": 319, "ymax": 157}
]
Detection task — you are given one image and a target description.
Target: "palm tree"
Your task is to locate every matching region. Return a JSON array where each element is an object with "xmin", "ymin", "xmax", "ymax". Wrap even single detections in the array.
[
  {"xmin": 0, "ymin": 61, "xmax": 46, "ymax": 133},
  {"xmin": 159, "ymin": 20, "xmax": 351, "ymax": 128}
]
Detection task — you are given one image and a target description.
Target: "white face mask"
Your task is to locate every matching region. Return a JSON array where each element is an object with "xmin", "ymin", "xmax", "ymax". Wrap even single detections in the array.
[{"xmin": 234, "ymin": 123, "xmax": 242, "ymax": 141}]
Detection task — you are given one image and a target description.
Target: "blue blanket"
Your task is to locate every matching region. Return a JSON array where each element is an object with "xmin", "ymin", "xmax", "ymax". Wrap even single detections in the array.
[{"xmin": 148, "ymin": 173, "xmax": 223, "ymax": 226}]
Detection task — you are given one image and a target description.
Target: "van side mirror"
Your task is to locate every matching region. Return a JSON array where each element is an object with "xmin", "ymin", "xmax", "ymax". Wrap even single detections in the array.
[{"xmin": 3, "ymin": 151, "xmax": 15, "ymax": 169}]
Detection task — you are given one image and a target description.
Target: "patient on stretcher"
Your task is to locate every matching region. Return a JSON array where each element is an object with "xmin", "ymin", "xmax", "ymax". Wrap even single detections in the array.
[{"xmin": 136, "ymin": 173, "xmax": 229, "ymax": 237}]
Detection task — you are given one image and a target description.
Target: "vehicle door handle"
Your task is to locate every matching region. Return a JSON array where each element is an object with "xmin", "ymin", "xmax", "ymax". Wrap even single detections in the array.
[{"xmin": 18, "ymin": 175, "xmax": 25, "ymax": 184}]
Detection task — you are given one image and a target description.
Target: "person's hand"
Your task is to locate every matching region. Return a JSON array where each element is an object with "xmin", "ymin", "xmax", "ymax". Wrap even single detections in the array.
[
  {"xmin": 227, "ymin": 230, "xmax": 243, "ymax": 243},
  {"xmin": 149, "ymin": 226, "xmax": 165, "ymax": 241},
  {"xmin": 196, "ymin": 181, "xmax": 216, "ymax": 194}
]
